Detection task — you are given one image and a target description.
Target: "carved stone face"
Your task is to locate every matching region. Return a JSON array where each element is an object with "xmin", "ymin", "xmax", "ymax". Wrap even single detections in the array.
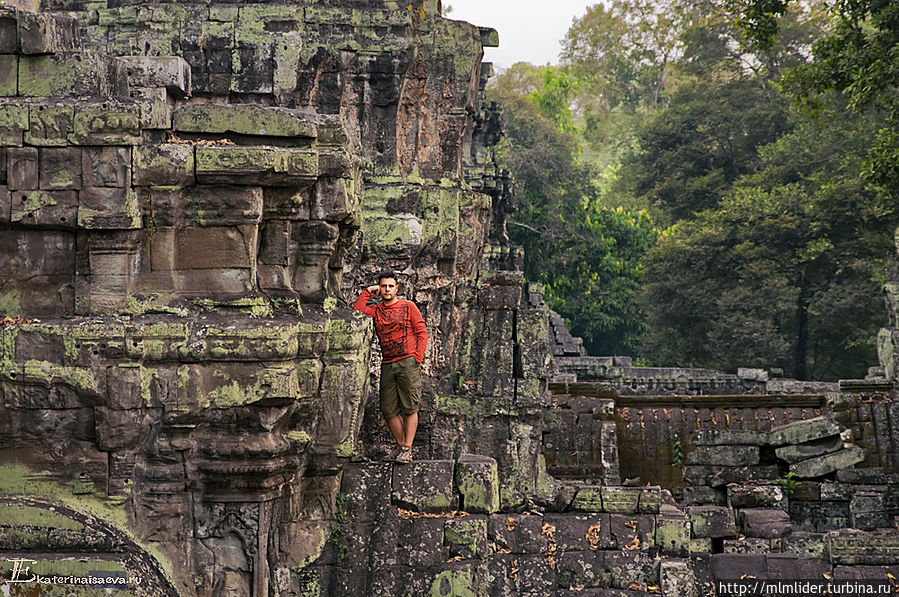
[{"xmin": 378, "ymin": 277, "xmax": 398, "ymax": 304}]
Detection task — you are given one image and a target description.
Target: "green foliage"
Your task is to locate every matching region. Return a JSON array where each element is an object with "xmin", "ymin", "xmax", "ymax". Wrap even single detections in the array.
[
  {"xmin": 672, "ymin": 436, "xmax": 684, "ymax": 469},
  {"xmin": 528, "ymin": 69, "xmax": 579, "ymax": 135},
  {"xmin": 777, "ymin": 471, "xmax": 800, "ymax": 496}
]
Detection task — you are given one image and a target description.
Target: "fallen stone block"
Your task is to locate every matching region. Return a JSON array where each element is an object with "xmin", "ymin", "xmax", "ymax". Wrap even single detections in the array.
[
  {"xmin": 828, "ymin": 529, "xmax": 899, "ymax": 565},
  {"xmin": 789, "ymin": 445, "xmax": 865, "ymax": 478},
  {"xmin": 686, "ymin": 445, "xmax": 759, "ymax": 467},
  {"xmin": 739, "ymin": 508, "xmax": 791, "ymax": 539},
  {"xmin": 688, "ymin": 506, "xmax": 737, "ymax": 539},
  {"xmin": 118, "ymin": 56, "xmax": 191, "ymax": 98},
  {"xmin": 775, "ymin": 435, "xmax": 843, "ymax": 464},
  {"xmin": 768, "ymin": 416, "xmax": 841, "ymax": 446},
  {"xmin": 392, "ymin": 460, "xmax": 455, "ymax": 512},
  {"xmin": 454, "ymin": 454, "xmax": 499, "ymax": 514}
]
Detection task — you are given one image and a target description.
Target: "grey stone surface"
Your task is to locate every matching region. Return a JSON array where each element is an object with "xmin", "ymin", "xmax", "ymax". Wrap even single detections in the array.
[
  {"xmin": 686, "ymin": 445, "xmax": 760, "ymax": 466},
  {"xmin": 789, "ymin": 446, "xmax": 866, "ymax": 478},
  {"xmin": 768, "ymin": 416, "xmax": 842, "ymax": 446},
  {"xmin": 740, "ymin": 508, "xmax": 792, "ymax": 539}
]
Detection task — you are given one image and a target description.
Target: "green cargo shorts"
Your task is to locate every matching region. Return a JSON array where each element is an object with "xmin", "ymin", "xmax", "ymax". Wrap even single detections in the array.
[{"xmin": 379, "ymin": 356, "xmax": 421, "ymax": 418}]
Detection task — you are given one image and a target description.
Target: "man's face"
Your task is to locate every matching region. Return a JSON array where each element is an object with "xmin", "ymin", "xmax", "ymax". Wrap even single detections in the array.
[{"xmin": 378, "ymin": 277, "xmax": 398, "ymax": 302}]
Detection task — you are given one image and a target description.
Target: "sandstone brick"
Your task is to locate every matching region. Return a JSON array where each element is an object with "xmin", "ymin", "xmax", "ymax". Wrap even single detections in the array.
[
  {"xmin": 444, "ymin": 517, "xmax": 487, "ymax": 559},
  {"xmin": 454, "ymin": 454, "xmax": 499, "ymax": 514},
  {"xmin": 82, "ymin": 146, "xmax": 131, "ymax": 188},
  {"xmin": 78, "ymin": 187, "xmax": 140, "ymax": 229},
  {"xmin": 11, "ymin": 189, "xmax": 76, "ymax": 228},
  {"xmin": 39, "ymin": 147, "xmax": 82, "ymax": 190},
  {"xmin": 723, "ymin": 537, "xmax": 770, "ymax": 554},
  {"xmin": 25, "ymin": 103, "xmax": 74, "ymax": 146},
  {"xmin": 173, "ymin": 226, "xmax": 255, "ymax": 270},
  {"xmin": 70, "ymin": 101, "xmax": 140, "ymax": 145},
  {"xmin": 130, "ymin": 87, "xmax": 172, "ymax": 130},
  {"xmin": 0, "ymin": 55, "xmax": 17, "ymax": 96},
  {"xmin": 391, "ymin": 460, "xmax": 455, "ymax": 512},
  {"xmin": 19, "ymin": 53, "xmax": 125, "ymax": 98},
  {"xmin": 0, "ymin": 184, "xmax": 9, "ymax": 223},
  {"xmin": 147, "ymin": 184, "xmax": 262, "ymax": 227},
  {"xmin": 17, "ymin": 11, "xmax": 78, "ymax": 55},
  {"xmin": 739, "ymin": 508, "xmax": 791, "ymax": 539},
  {"xmin": 686, "ymin": 445, "xmax": 760, "ymax": 467},
  {"xmin": 850, "ymin": 485, "xmax": 890, "ymax": 530},
  {"xmin": 7, "ymin": 146, "xmax": 38, "ymax": 189},
  {"xmin": 195, "ymin": 146, "xmax": 319, "ymax": 185},
  {"xmin": 688, "ymin": 506, "xmax": 737, "ymax": 538},
  {"xmin": 172, "ymin": 104, "xmax": 316, "ymax": 137},
  {"xmin": 132, "ymin": 143, "xmax": 194, "ymax": 186},
  {"xmin": 118, "ymin": 56, "xmax": 191, "ymax": 98},
  {"xmin": 782, "ymin": 531, "xmax": 827, "ymax": 559},
  {"xmin": 0, "ymin": 105, "xmax": 28, "ymax": 146},
  {"xmin": 828, "ymin": 529, "xmax": 899, "ymax": 565},
  {"xmin": 775, "ymin": 435, "xmax": 843, "ymax": 464},
  {"xmin": 0, "ymin": 13, "xmax": 16, "ymax": 53}
]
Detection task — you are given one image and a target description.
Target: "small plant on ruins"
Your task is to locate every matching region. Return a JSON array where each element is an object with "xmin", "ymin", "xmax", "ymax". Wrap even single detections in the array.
[
  {"xmin": 777, "ymin": 472, "xmax": 800, "ymax": 496},
  {"xmin": 329, "ymin": 524, "xmax": 347, "ymax": 560},
  {"xmin": 671, "ymin": 436, "xmax": 684, "ymax": 469},
  {"xmin": 335, "ymin": 492, "xmax": 348, "ymax": 523}
]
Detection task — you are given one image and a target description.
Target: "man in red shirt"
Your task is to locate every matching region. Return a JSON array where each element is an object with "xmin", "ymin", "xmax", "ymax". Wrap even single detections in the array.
[{"xmin": 354, "ymin": 271, "xmax": 428, "ymax": 463}]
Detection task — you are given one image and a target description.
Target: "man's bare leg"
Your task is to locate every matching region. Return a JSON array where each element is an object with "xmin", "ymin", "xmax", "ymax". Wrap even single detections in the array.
[
  {"xmin": 402, "ymin": 412, "xmax": 418, "ymax": 448},
  {"xmin": 386, "ymin": 415, "xmax": 406, "ymax": 447}
]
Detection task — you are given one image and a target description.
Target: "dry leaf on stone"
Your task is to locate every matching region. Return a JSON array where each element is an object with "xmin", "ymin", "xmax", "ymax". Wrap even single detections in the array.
[
  {"xmin": 505, "ymin": 516, "xmax": 518, "ymax": 531},
  {"xmin": 625, "ymin": 536, "xmax": 641, "ymax": 551},
  {"xmin": 492, "ymin": 541, "xmax": 511, "ymax": 555},
  {"xmin": 628, "ymin": 582, "xmax": 642, "ymax": 591},
  {"xmin": 509, "ymin": 559, "xmax": 519, "ymax": 580},
  {"xmin": 586, "ymin": 521, "xmax": 602, "ymax": 551},
  {"xmin": 624, "ymin": 520, "xmax": 638, "ymax": 530},
  {"xmin": 397, "ymin": 508, "xmax": 468, "ymax": 519}
]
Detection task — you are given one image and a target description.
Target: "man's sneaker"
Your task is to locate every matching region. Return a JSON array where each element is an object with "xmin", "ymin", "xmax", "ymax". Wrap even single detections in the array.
[{"xmin": 395, "ymin": 446, "xmax": 412, "ymax": 464}]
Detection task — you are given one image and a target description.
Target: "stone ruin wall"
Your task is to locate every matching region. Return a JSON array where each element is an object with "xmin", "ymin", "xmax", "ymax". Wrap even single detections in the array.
[{"xmin": 2, "ymin": 1, "xmax": 899, "ymax": 595}]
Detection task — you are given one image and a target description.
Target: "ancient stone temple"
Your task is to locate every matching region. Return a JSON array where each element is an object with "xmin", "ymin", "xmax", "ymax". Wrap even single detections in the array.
[{"xmin": 1, "ymin": 1, "xmax": 899, "ymax": 596}]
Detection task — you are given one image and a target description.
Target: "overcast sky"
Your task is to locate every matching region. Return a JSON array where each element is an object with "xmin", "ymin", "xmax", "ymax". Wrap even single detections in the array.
[{"xmin": 444, "ymin": 1, "xmax": 597, "ymax": 69}]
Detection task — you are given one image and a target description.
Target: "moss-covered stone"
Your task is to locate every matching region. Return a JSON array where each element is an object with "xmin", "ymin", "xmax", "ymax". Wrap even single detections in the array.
[
  {"xmin": 454, "ymin": 455, "xmax": 499, "ymax": 514},
  {"xmin": 444, "ymin": 518, "xmax": 487, "ymax": 559},
  {"xmin": 71, "ymin": 101, "xmax": 141, "ymax": 145},
  {"xmin": 0, "ymin": 104, "xmax": 29, "ymax": 146},
  {"xmin": 19, "ymin": 53, "xmax": 122, "ymax": 98},
  {"xmin": 173, "ymin": 104, "xmax": 316, "ymax": 138},
  {"xmin": 0, "ymin": 54, "xmax": 17, "ymax": 96},
  {"xmin": 195, "ymin": 146, "xmax": 318, "ymax": 184},
  {"xmin": 25, "ymin": 102, "xmax": 75, "ymax": 146},
  {"xmin": 428, "ymin": 568, "xmax": 478, "ymax": 597}
]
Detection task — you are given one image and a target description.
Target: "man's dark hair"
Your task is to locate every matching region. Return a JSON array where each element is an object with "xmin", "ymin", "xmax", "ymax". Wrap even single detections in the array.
[{"xmin": 377, "ymin": 270, "xmax": 398, "ymax": 285}]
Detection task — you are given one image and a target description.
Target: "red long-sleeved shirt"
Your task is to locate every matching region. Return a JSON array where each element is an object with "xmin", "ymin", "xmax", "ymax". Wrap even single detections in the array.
[{"xmin": 353, "ymin": 290, "xmax": 428, "ymax": 363}]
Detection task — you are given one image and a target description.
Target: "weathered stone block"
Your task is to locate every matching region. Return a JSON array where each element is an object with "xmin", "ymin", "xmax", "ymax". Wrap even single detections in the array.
[
  {"xmin": 392, "ymin": 460, "xmax": 455, "ymax": 512},
  {"xmin": 0, "ymin": 55, "xmax": 17, "ymax": 96},
  {"xmin": 147, "ymin": 184, "xmax": 262, "ymax": 227},
  {"xmin": 660, "ymin": 559, "xmax": 697, "ymax": 597},
  {"xmin": 782, "ymin": 532, "xmax": 827, "ymax": 559},
  {"xmin": 18, "ymin": 11, "xmax": 78, "ymax": 54},
  {"xmin": 175, "ymin": 225, "xmax": 256, "ymax": 270},
  {"xmin": 710, "ymin": 553, "xmax": 767, "ymax": 579},
  {"xmin": 836, "ymin": 467, "xmax": 897, "ymax": 484},
  {"xmin": 24, "ymin": 103, "xmax": 74, "ymax": 147},
  {"xmin": 609, "ymin": 514, "xmax": 655, "ymax": 550},
  {"xmin": 727, "ymin": 484, "xmax": 786, "ymax": 509},
  {"xmin": 0, "ymin": 184, "xmax": 9, "ymax": 223},
  {"xmin": 0, "ymin": 13, "xmax": 16, "ymax": 54},
  {"xmin": 444, "ymin": 517, "xmax": 487, "ymax": 559},
  {"xmin": 11, "ymin": 189, "xmax": 76, "ymax": 228},
  {"xmin": 78, "ymin": 187, "xmax": 140, "ymax": 229},
  {"xmin": 828, "ymin": 530, "xmax": 899, "ymax": 565},
  {"xmin": 39, "ymin": 147, "xmax": 82, "ymax": 190},
  {"xmin": 70, "ymin": 101, "xmax": 140, "ymax": 145},
  {"xmin": 688, "ymin": 506, "xmax": 737, "ymax": 538},
  {"xmin": 686, "ymin": 445, "xmax": 759, "ymax": 467},
  {"xmin": 850, "ymin": 485, "xmax": 890, "ymax": 530},
  {"xmin": 690, "ymin": 429, "xmax": 768, "ymax": 446},
  {"xmin": 82, "ymin": 147, "xmax": 130, "ymax": 188},
  {"xmin": 790, "ymin": 500, "xmax": 850, "ymax": 533},
  {"xmin": 19, "ymin": 53, "xmax": 125, "ymax": 98},
  {"xmin": 739, "ymin": 508, "xmax": 791, "ymax": 539},
  {"xmin": 454, "ymin": 454, "xmax": 499, "ymax": 514},
  {"xmin": 132, "ymin": 143, "xmax": 195, "ymax": 186},
  {"xmin": 571, "ymin": 486, "xmax": 603, "ymax": 512},
  {"xmin": 172, "ymin": 104, "xmax": 316, "ymax": 137},
  {"xmin": 723, "ymin": 537, "xmax": 770, "ymax": 554},
  {"xmin": 131, "ymin": 87, "xmax": 172, "ymax": 130},
  {"xmin": 556, "ymin": 549, "xmax": 608, "ymax": 589},
  {"xmin": 604, "ymin": 550, "xmax": 661, "ymax": 589},
  {"xmin": 820, "ymin": 482, "xmax": 851, "ymax": 501},
  {"xmin": 118, "ymin": 56, "xmax": 191, "ymax": 98},
  {"xmin": 683, "ymin": 465, "xmax": 779, "ymax": 487},
  {"xmin": 775, "ymin": 435, "xmax": 843, "ymax": 464},
  {"xmin": 195, "ymin": 146, "xmax": 318, "ymax": 185},
  {"xmin": 7, "ymin": 146, "xmax": 38, "ymax": 189},
  {"xmin": 489, "ymin": 513, "xmax": 549, "ymax": 554},
  {"xmin": 656, "ymin": 511, "xmax": 691, "ymax": 556},
  {"xmin": 601, "ymin": 486, "xmax": 640, "ymax": 514},
  {"xmin": 263, "ymin": 186, "xmax": 310, "ymax": 221},
  {"xmin": 543, "ymin": 513, "xmax": 614, "ymax": 552},
  {"xmin": 768, "ymin": 416, "xmax": 841, "ymax": 446},
  {"xmin": 313, "ymin": 176, "xmax": 356, "ymax": 222},
  {"xmin": 0, "ymin": 105, "xmax": 28, "ymax": 146},
  {"xmin": 683, "ymin": 486, "xmax": 726, "ymax": 506},
  {"xmin": 789, "ymin": 445, "xmax": 865, "ymax": 478}
]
